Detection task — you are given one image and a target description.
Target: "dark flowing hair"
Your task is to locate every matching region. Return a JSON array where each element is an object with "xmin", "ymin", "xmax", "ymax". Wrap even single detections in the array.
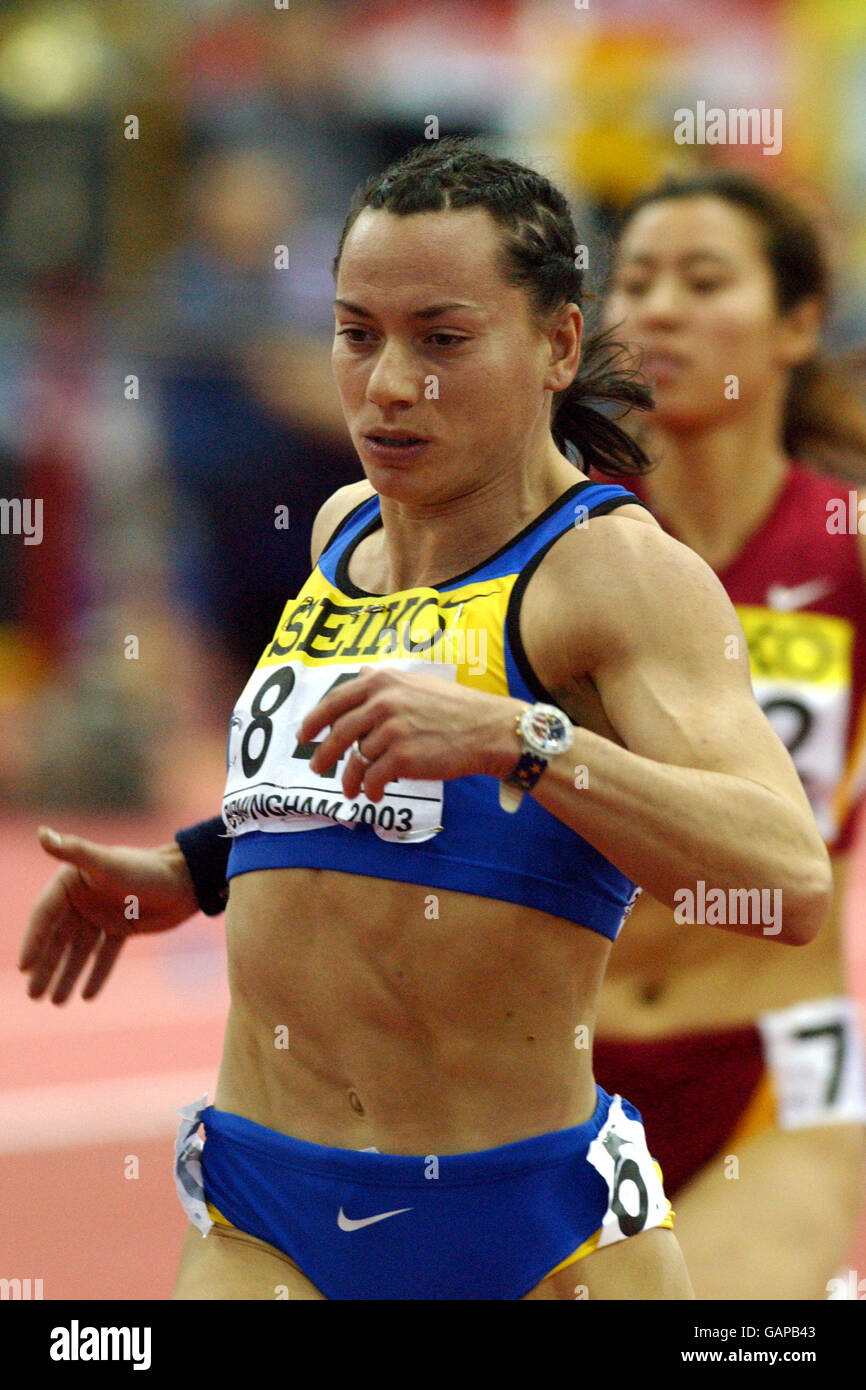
[
  {"xmin": 614, "ymin": 172, "xmax": 866, "ymax": 484},
  {"xmin": 333, "ymin": 137, "xmax": 654, "ymax": 477}
]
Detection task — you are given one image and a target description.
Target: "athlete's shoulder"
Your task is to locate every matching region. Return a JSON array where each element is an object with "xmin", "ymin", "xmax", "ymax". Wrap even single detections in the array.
[
  {"xmin": 567, "ymin": 503, "xmax": 722, "ymax": 595},
  {"xmin": 541, "ymin": 493, "xmax": 666, "ymax": 581},
  {"xmin": 533, "ymin": 501, "xmax": 734, "ymax": 658},
  {"xmin": 590, "ymin": 499, "xmax": 659, "ymax": 529},
  {"xmin": 310, "ymin": 479, "xmax": 378, "ymax": 567},
  {"xmin": 573, "ymin": 470, "xmax": 658, "ymax": 527}
]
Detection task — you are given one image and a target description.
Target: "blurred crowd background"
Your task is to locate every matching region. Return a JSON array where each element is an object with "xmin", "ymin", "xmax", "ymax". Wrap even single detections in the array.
[{"xmin": 1, "ymin": 0, "xmax": 866, "ymax": 815}]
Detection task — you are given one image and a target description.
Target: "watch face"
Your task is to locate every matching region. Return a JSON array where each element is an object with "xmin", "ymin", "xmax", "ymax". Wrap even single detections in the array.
[{"xmin": 523, "ymin": 704, "xmax": 571, "ymax": 754}]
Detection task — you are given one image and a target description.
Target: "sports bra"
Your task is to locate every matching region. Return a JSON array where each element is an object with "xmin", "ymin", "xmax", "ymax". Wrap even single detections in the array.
[{"xmin": 222, "ymin": 479, "xmax": 647, "ymax": 941}]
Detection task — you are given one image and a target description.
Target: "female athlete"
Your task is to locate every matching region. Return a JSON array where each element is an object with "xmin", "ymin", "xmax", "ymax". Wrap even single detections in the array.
[{"xmin": 20, "ymin": 143, "xmax": 832, "ymax": 1300}]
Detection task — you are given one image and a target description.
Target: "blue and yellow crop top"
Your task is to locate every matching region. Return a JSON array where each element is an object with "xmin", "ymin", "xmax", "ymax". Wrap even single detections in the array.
[{"xmin": 222, "ymin": 479, "xmax": 646, "ymax": 941}]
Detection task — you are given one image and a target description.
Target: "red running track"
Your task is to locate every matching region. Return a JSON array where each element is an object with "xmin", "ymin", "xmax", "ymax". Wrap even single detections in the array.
[{"xmin": 2, "ymin": 808, "xmax": 865, "ymax": 1300}]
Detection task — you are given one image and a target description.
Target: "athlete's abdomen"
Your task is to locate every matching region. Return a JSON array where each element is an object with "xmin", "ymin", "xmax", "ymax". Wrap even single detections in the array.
[{"xmin": 215, "ymin": 865, "xmax": 610, "ymax": 1152}]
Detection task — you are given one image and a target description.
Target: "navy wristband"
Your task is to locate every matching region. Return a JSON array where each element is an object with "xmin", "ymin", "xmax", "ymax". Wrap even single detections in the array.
[{"xmin": 175, "ymin": 816, "xmax": 231, "ymax": 917}]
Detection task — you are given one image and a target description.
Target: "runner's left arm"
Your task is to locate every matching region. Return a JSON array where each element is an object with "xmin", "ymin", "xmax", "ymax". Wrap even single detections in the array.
[{"xmin": 519, "ymin": 517, "xmax": 831, "ymax": 945}]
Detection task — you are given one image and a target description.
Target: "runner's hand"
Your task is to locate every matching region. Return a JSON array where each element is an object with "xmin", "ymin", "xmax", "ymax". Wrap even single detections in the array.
[
  {"xmin": 300, "ymin": 666, "xmax": 524, "ymax": 802},
  {"xmin": 19, "ymin": 828, "xmax": 200, "ymax": 1004}
]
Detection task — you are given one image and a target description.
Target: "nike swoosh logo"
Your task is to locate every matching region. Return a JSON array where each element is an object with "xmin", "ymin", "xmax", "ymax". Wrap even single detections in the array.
[
  {"xmin": 337, "ymin": 1205, "xmax": 412, "ymax": 1232},
  {"xmin": 766, "ymin": 579, "xmax": 832, "ymax": 611},
  {"xmin": 439, "ymin": 586, "xmax": 505, "ymax": 609}
]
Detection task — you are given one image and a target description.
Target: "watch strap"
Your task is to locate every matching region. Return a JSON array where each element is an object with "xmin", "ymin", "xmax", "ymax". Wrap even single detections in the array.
[{"xmin": 502, "ymin": 706, "xmax": 550, "ymax": 793}]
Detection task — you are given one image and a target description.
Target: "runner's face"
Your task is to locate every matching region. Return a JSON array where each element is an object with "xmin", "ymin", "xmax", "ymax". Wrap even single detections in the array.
[
  {"xmin": 604, "ymin": 196, "xmax": 797, "ymax": 431},
  {"xmin": 333, "ymin": 207, "xmax": 566, "ymax": 497}
]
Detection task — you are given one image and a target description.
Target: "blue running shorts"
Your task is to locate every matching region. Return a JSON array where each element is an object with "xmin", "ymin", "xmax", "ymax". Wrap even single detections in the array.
[{"xmin": 174, "ymin": 1085, "xmax": 673, "ymax": 1300}]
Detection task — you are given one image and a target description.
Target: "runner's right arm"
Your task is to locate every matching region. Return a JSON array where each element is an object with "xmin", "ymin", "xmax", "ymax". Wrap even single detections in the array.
[
  {"xmin": 20, "ymin": 484, "xmax": 371, "ymax": 1003},
  {"xmin": 169, "ymin": 484, "xmax": 376, "ymax": 917},
  {"xmin": 19, "ymin": 827, "xmax": 201, "ymax": 1003},
  {"xmin": 169, "ymin": 482, "xmax": 377, "ymax": 914}
]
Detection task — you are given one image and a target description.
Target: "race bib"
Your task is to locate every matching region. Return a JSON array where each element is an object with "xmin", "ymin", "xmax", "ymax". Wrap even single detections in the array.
[
  {"xmin": 737, "ymin": 606, "xmax": 854, "ymax": 842},
  {"xmin": 222, "ymin": 658, "xmax": 453, "ymax": 845},
  {"xmin": 174, "ymin": 1095, "xmax": 212, "ymax": 1236},
  {"xmin": 758, "ymin": 997, "xmax": 866, "ymax": 1129},
  {"xmin": 587, "ymin": 1095, "xmax": 670, "ymax": 1248}
]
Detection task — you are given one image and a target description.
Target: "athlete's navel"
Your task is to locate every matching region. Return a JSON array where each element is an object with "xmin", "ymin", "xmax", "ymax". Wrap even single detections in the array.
[
  {"xmin": 348, "ymin": 1089, "xmax": 365, "ymax": 1116},
  {"xmin": 639, "ymin": 981, "xmax": 664, "ymax": 1005}
]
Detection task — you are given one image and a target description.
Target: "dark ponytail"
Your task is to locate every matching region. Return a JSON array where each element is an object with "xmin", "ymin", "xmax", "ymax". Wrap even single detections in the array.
[
  {"xmin": 334, "ymin": 137, "xmax": 654, "ymax": 478},
  {"xmin": 551, "ymin": 326, "xmax": 654, "ymax": 475},
  {"xmin": 616, "ymin": 171, "xmax": 866, "ymax": 484}
]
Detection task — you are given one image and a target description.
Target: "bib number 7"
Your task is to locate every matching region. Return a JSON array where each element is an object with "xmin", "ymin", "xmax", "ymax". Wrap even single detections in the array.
[{"xmin": 757, "ymin": 998, "xmax": 866, "ymax": 1127}]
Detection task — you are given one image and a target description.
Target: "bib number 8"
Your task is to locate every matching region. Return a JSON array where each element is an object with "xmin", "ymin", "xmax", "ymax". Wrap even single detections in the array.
[
  {"xmin": 242, "ymin": 668, "xmax": 296, "ymax": 777},
  {"xmin": 241, "ymin": 666, "xmax": 361, "ymax": 779}
]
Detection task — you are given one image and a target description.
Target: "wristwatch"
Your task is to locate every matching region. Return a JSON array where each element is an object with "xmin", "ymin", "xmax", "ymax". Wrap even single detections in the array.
[{"xmin": 499, "ymin": 702, "xmax": 575, "ymax": 813}]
